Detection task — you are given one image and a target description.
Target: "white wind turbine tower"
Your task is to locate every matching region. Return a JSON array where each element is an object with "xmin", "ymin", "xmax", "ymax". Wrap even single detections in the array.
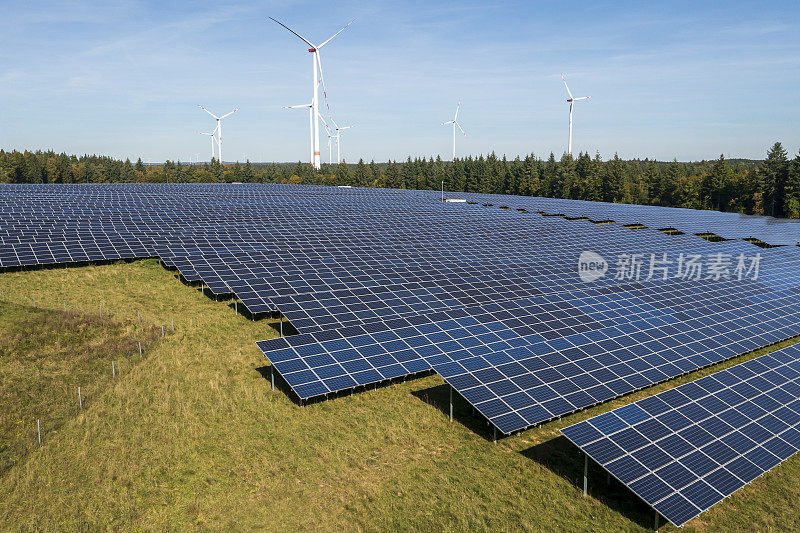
[
  {"xmin": 561, "ymin": 74, "xmax": 590, "ymax": 156},
  {"xmin": 199, "ymin": 131, "xmax": 216, "ymax": 162},
  {"xmin": 440, "ymin": 102, "xmax": 466, "ymax": 162},
  {"xmin": 269, "ymin": 17, "xmax": 354, "ymax": 170},
  {"xmin": 198, "ymin": 106, "xmax": 238, "ymax": 163},
  {"xmin": 330, "ymin": 118, "xmax": 353, "ymax": 164},
  {"xmin": 283, "ymin": 103, "xmax": 314, "ymax": 163}
]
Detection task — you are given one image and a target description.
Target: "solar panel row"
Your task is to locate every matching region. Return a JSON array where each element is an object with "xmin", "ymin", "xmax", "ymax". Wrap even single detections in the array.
[{"xmin": 562, "ymin": 343, "xmax": 800, "ymax": 527}]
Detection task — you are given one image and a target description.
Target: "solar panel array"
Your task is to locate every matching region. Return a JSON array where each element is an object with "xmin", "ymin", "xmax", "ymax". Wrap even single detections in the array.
[
  {"xmin": 2, "ymin": 183, "xmax": 800, "ymax": 437},
  {"xmin": 458, "ymin": 192, "xmax": 800, "ymax": 246},
  {"xmin": 562, "ymin": 343, "xmax": 800, "ymax": 527}
]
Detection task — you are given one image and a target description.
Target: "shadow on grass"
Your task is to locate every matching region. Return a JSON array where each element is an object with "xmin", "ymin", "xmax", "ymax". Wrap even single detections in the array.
[
  {"xmin": 521, "ymin": 436, "xmax": 656, "ymax": 529},
  {"xmin": 255, "ymin": 365, "xmax": 434, "ymax": 408},
  {"xmin": 255, "ymin": 365, "xmax": 297, "ymax": 400},
  {"xmin": 410, "ymin": 382, "xmax": 498, "ymax": 443}
]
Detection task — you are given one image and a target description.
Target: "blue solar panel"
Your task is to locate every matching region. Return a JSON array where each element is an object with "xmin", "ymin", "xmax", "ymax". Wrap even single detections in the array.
[{"xmin": 562, "ymin": 343, "xmax": 800, "ymax": 527}]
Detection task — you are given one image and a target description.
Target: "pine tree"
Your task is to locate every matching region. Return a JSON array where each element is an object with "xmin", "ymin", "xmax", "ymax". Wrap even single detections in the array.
[
  {"xmin": 761, "ymin": 142, "xmax": 789, "ymax": 217},
  {"xmin": 785, "ymin": 150, "xmax": 800, "ymax": 218},
  {"xmin": 354, "ymin": 158, "xmax": 370, "ymax": 187},
  {"xmin": 542, "ymin": 153, "xmax": 558, "ymax": 197},
  {"xmin": 383, "ymin": 160, "xmax": 398, "ymax": 189}
]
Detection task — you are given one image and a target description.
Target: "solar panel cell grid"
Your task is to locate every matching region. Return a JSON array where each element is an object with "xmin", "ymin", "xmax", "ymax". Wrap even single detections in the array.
[{"xmin": 562, "ymin": 344, "xmax": 800, "ymax": 527}]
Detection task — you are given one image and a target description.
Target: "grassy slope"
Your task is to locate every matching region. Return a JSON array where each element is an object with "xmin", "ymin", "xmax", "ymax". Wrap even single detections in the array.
[
  {"xmin": 0, "ymin": 259, "xmax": 797, "ymax": 531},
  {"xmin": 0, "ymin": 302, "xmax": 161, "ymax": 475}
]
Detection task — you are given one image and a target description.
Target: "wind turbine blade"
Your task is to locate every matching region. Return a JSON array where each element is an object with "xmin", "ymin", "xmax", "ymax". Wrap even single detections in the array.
[
  {"xmin": 315, "ymin": 52, "xmax": 332, "ymax": 116},
  {"xmin": 456, "ymin": 121, "xmax": 466, "ymax": 136},
  {"xmin": 220, "ymin": 108, "xmax": 239, "ymax": 119},
  {"xmin": 340, "ymin": 125, "xmax": 354, "ymax": 130},
  {"xmin": 441, "ymin": 120, "xmax": 455, "ymax": 126},
  {"xmin": 574, "ymin": 96, "xmax": 591, "ymax": 101},
  {"xmin": 330, "ymin": 117, "xmax": 339, "ymax": 129},
  {"xmin": 561, "ymin": 74, "xmax": 573, "ymax": 99},
  {"xmin": 268, "ymin": 17, "xmax": 316, "ymax": 48},
  {"xmin": 318, "ymin": 18, "xmax": 356, "ymax": 48},
  {"xmin": 454, "ymin": 101, "xmax": 460, "ymax": 120},
  {"xmin": 283, "ymin": 104, "xmax": 313, "ymax": 109},
  {"xmin": 198, "ymin": 105, "xmax": 219, "ymax": 120}
]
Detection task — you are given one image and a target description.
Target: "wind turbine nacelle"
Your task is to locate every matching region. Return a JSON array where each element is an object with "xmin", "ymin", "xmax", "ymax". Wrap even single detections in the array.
[
  {"xmin": 308, "ymin": 48, "xmax": 316, "ymax": 53},
  {"xmin": 567, "ymin": 99, "xmax": 573, "ymax": 103}
]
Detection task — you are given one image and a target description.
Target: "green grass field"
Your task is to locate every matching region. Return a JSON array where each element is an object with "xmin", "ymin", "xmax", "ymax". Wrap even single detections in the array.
[{"xmin": 1, "ymin": 259, "xmax": 799, "ymax": 531}]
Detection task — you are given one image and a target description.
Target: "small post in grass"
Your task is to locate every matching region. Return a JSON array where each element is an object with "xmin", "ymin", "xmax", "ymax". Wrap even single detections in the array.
[
  {"xmin": 63, "ymin": 299, "xmax": 66, "ymax": 311},
  {"xmin": 161, "ymin": 325, "xmax": 164, "ymax": 337},
  {"xmin": 137, "ymin": 310, "xmax": 140, "ymax": 325},
  {"xmin": 138, "ymin": 342, "xmax": 142, "ymax": 358},
  {"xmin": 112, "ymin": 361, "xmax": 115, "ymax": 377},
  {"xmin": 99, "ymin": 303, "xmax": 102, "ymax": 318},
  {"xmin": 171, "ymin": 317, "xmax": 174, "ymax": 331},
  {"xmin": 32, "ymin": 295, "xmax": 35, "ymax": 308},
  {"xmin": 37, "ymin": 419, "xmax": 41, "ymax": 444},
  {"xmin": 78, "ymin": 387, "xmax": 83, "ymax": 409}
]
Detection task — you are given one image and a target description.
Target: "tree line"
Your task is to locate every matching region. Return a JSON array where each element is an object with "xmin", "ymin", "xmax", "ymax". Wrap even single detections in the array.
[{"xmin": 1, "ymin": 142, "xmax": 799, "ymax": 218}]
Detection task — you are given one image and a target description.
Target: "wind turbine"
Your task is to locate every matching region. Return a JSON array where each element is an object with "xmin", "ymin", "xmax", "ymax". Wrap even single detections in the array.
[
  {"xmin": 323, "ymin": 122, "xmax": 334, "ymax": 164},
  {"xmin": 330, "ymin": 118, "xmax": 353, "ymax": 164},
  {"xmin": 198, "ymin": 106, "xmax": 238, "ymax": 163},
  {"xmin": 561, "ymin": 74, "xmax": 590, "ymax": 157},
  {"xmin": 199, "ymin": 131, "xmax": 216, "ymax": 162},
  {"xmin": 269, "ymin": 17, "xmax": 355, "ymax": 170},
  {"xmin": 440, "ymin": 102, "xmax": 466, "ymax": 162},
  {"xmin": 283, "ymin": 103, "xmax": 314, "ymax": 164}
]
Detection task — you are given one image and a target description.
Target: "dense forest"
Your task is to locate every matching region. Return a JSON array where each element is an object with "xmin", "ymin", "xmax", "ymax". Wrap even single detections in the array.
[{"xmin": 1, "ymin": 142, "xmax": 799, "ymax": 218}]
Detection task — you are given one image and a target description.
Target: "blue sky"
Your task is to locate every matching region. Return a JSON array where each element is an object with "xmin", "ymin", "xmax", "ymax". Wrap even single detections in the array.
[{"xmin": 1, "ymin": 1, "xmax": 798, "ymax": 163}]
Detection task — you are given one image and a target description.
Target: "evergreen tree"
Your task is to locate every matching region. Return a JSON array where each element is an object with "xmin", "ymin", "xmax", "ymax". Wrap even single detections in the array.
[
  {"xmin": 354, "ymin": 158, "xmax": 370, "ymax": 187},
  {"xmin": 542, "ymin": 153, "xmax": 558, "ymax": 197},
  {"xmin": 786, "ymin": 150, "xmax": 800, "ymax": 218},
  {"xmin": 761, "ymin": 142, "xmax": 789, "ymax": 217},
  {"xmin": 385, "ymin": 160, "xmax": 401, "ymax": 189}
]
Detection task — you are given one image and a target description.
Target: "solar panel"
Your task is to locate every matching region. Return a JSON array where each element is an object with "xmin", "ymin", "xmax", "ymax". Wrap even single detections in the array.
[{"xmin": 562, "ymin": 343, "xmax": 800, "ymax": 527}]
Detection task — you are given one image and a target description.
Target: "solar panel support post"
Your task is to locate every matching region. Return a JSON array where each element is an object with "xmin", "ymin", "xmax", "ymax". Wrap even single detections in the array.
[
  {"xmin": 654, "ymin": 511, "xmax": 659, "ymax": 530},
  {"xmin": 271, "ymin": 366, "xmax": 274, "ymax": 391},
  {"xmin": 493, "ymin": 426, "xmax": 496, "ymax": 444},
  {"xmin": 449, "ymin": 385, "xmax": 453, "ymax": 421},
  {"xmin": 583, "ymin": 453, "xmax": 588, "ymax": 497}
]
